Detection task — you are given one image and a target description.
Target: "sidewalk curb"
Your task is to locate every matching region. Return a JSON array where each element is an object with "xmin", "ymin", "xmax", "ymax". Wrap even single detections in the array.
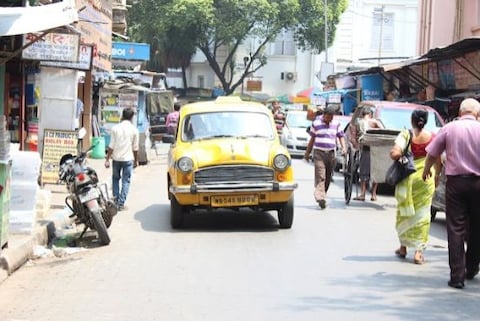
[{"xmin": 0, "ymin": 214, "xmax": 66, "ymax": 284}]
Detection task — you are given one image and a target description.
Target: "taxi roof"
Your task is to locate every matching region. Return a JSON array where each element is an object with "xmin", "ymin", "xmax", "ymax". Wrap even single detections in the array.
[{"xmin": 179, "ymin": 96, "xmax": 269, "ymax": 115}]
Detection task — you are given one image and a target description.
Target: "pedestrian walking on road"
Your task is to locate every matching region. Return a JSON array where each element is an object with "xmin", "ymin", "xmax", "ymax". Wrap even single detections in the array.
[
  {"xmin": 423, "ymin": 98, "xmax": 480, "ymax": 289},
  {"xmin": 104, "ymin": 107, "xmax": 139, "ymax": 211},
  {"xmin": 390, "ymin": 108, "xmax": 441, "ymax": 265},
  {"xmin": 304, "ymin": 106, "xmax": 346, "ymax": 209},
  {"xmin": 354, "ymin": 106, "xmax": 383, "ymax": 202},
  {"xmin": 166, "ymin": 102, "xmax": 181, "ymax": 135}
]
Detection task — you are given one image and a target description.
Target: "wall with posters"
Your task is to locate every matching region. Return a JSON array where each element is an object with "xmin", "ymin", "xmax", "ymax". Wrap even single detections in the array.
[{"xmin": 98, "ymin": 87, "xmax": 139, "ymax": 145}]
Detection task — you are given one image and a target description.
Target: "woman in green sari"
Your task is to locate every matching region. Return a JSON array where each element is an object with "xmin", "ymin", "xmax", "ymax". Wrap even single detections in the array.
[{"xmin": 389, "ymin": 108, "xmax": 441, "ymax": 264}]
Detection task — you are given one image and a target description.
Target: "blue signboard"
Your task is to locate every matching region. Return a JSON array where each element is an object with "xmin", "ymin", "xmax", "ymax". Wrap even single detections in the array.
[{"xmin": 112, "ymin": 42, "xmax": 150, "ymax": 61}]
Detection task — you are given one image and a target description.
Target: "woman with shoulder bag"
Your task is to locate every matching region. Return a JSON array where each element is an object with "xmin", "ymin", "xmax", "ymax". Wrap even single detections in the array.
[{"xmin": 389, "ymin": 108, "xmax": 442, "ymax": 264}]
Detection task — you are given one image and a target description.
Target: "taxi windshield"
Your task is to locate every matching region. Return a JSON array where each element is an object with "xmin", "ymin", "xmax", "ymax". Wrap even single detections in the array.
[{"xmin": 182, "ymin": 111, "xmax": 275, "ymax": 141}]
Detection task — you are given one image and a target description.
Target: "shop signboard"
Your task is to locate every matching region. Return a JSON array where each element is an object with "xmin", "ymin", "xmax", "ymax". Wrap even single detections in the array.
[
  {"xmin": 40, "ymin": 129, "xmax": 77, "ymax": 185},
  {"xmin": 246, "ymin": 80, "xmax": 262, "ymax": 92},
  {"xmin": 76, "ymin": 0, "xmax": 112, "ymax": 71},
  {"xmin": 112, "ymin": 42, "xmax": 150, "ymax": 61},
  {"xmin": 22, "ymin": 32, "xmax": 80, "ymax": 62},
  {"xmin": 40, "ymin": 44, "xmax": 92, "ymax": 70}
]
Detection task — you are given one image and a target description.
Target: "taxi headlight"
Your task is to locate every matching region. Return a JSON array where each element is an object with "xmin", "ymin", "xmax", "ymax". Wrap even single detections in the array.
[
  {"xmin": 273, "ymin": 154, "xmax": 290, "ymax": 171},
  {"xmin": 177, "ymin": 157, "xmax": 194, "ymax": 173}
]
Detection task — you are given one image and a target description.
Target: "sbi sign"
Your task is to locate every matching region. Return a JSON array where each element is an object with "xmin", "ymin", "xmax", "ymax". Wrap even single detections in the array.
[
  {"xmin": 111, "ymin": 42, "xmax": 150, "ymax": 61},
  {"xmin": 112, "ymin": 47, "xmax": 127, "ymax": 57}
]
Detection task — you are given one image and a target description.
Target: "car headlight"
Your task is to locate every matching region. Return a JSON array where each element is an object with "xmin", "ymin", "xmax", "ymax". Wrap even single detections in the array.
[
  {"xmin": 273, "ymin": 154, "xmax": 290, "ymax": 171},
  {"xmin": 177, "ymin": 157, "xmax": 194, "ymax": 173}
]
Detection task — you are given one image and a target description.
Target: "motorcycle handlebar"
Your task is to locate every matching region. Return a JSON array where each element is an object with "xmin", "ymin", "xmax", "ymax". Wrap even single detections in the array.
[{"xmin": 76, "ymin": 143, "xmax": 98, "ymax": 163}]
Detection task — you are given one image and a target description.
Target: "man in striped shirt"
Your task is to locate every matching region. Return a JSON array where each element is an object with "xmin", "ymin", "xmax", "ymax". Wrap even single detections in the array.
[{"xmin": 304, "ymin": 106, "xmax": 346, "ymax": 209}]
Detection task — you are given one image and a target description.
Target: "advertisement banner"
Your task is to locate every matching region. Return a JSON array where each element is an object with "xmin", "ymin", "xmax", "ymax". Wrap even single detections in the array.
[
  {"xmin": 40, "ymin": 44, "xmax": 92, "ymax": 70},
  {"xmin": 22, "ymin": 32, "xmax": 80, "ymax": 62},
  {"xmin": 98, "ymin": 88, "xmax": 138, "ymax": 138},
  {"xmin": 41, "ymin": 129, "xmax": 78, "ymax": 185}
]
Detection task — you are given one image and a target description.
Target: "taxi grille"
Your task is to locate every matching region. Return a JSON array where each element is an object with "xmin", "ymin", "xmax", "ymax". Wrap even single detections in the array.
[{"xmin": 194, "ymin": 165, "xmax": 274, "ymax": 184}]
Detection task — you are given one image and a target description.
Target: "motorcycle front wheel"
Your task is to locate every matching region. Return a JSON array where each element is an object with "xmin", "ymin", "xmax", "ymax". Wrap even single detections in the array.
[{"xmin": 91, "ymin": 210, "xmax": 110, "ymax": 245}]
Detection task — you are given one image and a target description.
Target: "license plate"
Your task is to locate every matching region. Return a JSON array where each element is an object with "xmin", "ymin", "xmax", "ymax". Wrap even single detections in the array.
[
  {"xmin": 78, "ymin": 188, "xmax": 99, "ymax": 203},
  {"xmin": 211, "ymin": 195, "xmax": 258, "ymax": 207}
]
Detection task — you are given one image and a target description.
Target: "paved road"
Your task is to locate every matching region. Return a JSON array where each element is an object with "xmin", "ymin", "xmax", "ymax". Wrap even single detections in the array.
[{"xmin": 0, "ymin": 154, "xmax": 478, "ymax": 321}]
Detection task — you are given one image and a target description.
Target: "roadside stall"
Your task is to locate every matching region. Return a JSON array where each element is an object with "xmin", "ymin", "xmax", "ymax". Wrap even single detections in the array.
[
  {"xmin": 344, "ymin": 38, "xmax": 480, "ymax": 122},
  {"xmin": 98, "ymin": 81, "xmax": 150, "ymax": 164}
]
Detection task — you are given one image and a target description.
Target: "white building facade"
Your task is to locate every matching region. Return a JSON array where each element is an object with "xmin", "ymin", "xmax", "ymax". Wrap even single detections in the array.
[{"xmin": 183, "ymin": 0, "xmax": 418, "ymax": 98}]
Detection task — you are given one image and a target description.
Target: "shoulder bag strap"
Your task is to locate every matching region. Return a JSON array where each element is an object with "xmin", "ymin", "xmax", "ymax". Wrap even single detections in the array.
[{"xmin": 403, "ymin": 129, "xmax": 412, "ymax": 155}]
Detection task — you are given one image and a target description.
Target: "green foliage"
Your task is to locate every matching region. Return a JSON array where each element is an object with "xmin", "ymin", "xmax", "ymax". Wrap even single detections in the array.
[{"xmin": 127, "ymin": 0, "xmax": 347, "ymax": 94}]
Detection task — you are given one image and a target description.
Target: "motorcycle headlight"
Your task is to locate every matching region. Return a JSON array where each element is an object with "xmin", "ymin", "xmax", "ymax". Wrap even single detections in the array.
[
  {"xmin": 273, "ymin": 154, "xmax": 290, "ymax": 171},
  {"xmin": 177, "ymin": 157, "xmax": 194, "ymax": 173}
]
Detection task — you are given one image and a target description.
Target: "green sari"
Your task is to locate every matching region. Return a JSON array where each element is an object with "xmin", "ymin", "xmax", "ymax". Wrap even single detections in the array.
[{"xmin": 394, "ymin": 130, "xmax": 435, "ymax": 251}]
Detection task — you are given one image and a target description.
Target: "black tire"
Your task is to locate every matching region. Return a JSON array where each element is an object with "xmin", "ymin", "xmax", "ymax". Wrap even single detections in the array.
[
  {"xmin": 344, "ymin": 149, "xmax": 354, "ymax": 204},
  {"xmin": 430, "ymin": 207, "xmax": 438, "ymax": 222},
  {"xmin": 278, "ymin": 196, "xmax": 294, "ymax": 229},
  {"xmin": 170, "ymin": 196, "xmax": 185, "ymax": 229},
  {"xmin": 91, "ymin": 210, "xmax": 110, "ymax": 245}
]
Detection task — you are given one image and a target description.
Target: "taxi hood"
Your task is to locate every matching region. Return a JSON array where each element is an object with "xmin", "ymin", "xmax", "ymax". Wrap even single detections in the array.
[{"xmin": 187, "ymin": 138, "xmax": 277, "ymax": 167}]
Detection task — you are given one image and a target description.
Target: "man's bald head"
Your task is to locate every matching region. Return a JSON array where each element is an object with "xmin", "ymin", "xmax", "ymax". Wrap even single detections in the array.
[{"xmin": 459, "ymin": 98, "xmax": 480, "ymax": 117}]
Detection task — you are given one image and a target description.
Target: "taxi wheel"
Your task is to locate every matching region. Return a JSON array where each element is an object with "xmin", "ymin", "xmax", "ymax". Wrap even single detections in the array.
[
  {"xmin": 170, "ymin": 197, "xmax": 185, "ymax": 229},
  {"xmin": 278, "ymin": 196, "xmax": 294, "ymax": 229}
]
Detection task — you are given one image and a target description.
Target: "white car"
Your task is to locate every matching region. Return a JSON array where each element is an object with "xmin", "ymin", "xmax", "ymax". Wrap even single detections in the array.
[{"xmin": 280, "ymin": 110, "xmax": 311, "ymax": 157}]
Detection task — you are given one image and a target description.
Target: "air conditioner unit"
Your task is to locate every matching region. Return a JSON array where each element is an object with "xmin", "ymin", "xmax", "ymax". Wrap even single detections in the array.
[{"xmin": 285, "ymin": 71, "xmax": 297, "ymax": 81}]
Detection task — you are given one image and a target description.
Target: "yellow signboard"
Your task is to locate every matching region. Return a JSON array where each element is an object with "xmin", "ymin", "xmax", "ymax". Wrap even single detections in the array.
[{"xmin": 41, "ymin": 129, "xmax": 78, "ymax": 185}]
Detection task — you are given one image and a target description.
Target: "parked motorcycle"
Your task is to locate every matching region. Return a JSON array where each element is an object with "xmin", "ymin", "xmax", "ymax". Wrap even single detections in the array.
[{"xmin": 58, "ymin": 129, "xmax": 117, "ymax": 246}]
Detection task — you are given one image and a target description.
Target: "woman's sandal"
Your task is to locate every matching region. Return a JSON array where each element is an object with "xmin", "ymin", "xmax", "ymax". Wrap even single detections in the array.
[
  {"xmin": 414, "ymin": 251, "xmax": 425, "ymax": 265},
  {"xmin": 395, "ymin": 247, "xmax": 407, "ymax": 259},
  {"xmin": 353, "ymin": 196, "xmax": 365, "ymax": 201},
  {"xmin": 370, "ymin": 196, "xmax": 377, "ymax": 201}
]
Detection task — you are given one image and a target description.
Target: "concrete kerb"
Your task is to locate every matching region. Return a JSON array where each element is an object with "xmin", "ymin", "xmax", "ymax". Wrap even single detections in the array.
[{"xmin": 0, "ymin": 210, "xmax": 73, "ymax": 283}]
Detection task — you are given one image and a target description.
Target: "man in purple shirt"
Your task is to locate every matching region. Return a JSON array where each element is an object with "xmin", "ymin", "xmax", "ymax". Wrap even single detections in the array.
[
  {"xmin": 423, "ymin": 98, "xmax": 480, "ymax": 289},
  {"xmin": 304, "ymin": 106, "xmax": 346, "ymax": 209}
]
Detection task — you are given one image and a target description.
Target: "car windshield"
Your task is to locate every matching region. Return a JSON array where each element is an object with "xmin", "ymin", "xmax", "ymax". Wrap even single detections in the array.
[
  {"xmin": 377, "ymin": 107, "xmax": 443, "ymax": 131},
  {"xmin": 182, "ymin": 111, "xmax": 275, "ymax": 141},
  {"xmin": 286, "ymin": 112, "xmax": 310, "ymax": 128}
]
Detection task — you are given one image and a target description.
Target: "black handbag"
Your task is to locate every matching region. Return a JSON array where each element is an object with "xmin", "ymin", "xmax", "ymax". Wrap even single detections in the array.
[{"xmin": 385, "ymin": 129, "xmax": 416, "ymax": 186}]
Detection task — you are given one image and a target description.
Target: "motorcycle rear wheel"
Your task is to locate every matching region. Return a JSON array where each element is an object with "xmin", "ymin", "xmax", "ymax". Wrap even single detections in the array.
[{"xmin": 92, "ymin": 210, "xmax": 110, "ymax": 245}]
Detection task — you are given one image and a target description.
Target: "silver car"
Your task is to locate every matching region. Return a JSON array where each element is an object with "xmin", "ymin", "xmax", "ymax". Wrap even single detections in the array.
[{"xmin": 280, "ymin": 110, "xmax": 311, "ymax": 157}]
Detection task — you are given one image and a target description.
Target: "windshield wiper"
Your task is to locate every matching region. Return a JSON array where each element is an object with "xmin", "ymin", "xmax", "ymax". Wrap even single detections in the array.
[
  {"xmin": 198, "ymin": 134, "xmax": 235, "ymax": 140},
  {"xmin": 237, "ymin": 134, "xmax": 270, "ymax": 139}
]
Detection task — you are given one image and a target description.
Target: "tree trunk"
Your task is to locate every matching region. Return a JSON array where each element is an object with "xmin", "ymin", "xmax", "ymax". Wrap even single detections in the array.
[{"xmin": 181, "ymin": 65, "xmax": 188, "ymax": 95}]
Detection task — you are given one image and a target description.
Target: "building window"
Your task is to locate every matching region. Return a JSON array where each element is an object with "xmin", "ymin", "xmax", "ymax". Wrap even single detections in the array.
[
  {"xmin": 370, "ymin": 11, "xmax": 394, "ymax": 51},
  {"xmin": 273, "ymin": 30, "xmax": 296, "ymax": 56}
]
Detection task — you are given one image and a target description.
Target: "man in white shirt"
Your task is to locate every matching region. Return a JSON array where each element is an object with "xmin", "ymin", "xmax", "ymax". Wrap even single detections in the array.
[{"xmin": 104, "ymin": 107, "xmax": 139, "ymax": 211}]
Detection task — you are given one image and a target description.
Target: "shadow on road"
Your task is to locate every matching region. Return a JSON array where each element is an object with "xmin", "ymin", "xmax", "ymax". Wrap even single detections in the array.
[{"xmin": 134, "ymin": 204, "xmax": 281, "ymax": 233}]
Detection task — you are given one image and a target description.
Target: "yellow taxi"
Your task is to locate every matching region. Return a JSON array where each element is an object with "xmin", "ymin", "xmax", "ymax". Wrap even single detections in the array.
[{"xmin": 164, "ymin": 96, "xmax": 297, "ymax": 229}]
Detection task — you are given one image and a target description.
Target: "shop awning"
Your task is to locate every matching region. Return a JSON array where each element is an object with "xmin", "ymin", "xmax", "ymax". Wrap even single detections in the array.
[{"xmin": 0, "ymin": 0, "xmax": 78, "ymax": 37}]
